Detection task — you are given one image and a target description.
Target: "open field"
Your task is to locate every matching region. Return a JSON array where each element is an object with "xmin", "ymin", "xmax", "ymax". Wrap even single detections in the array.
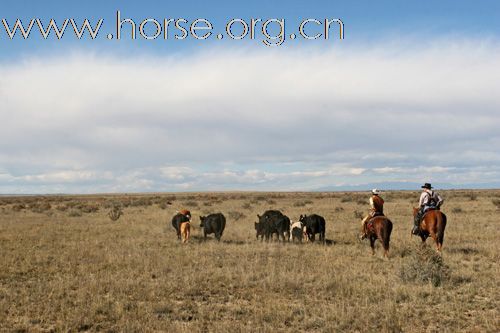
[{"xmin": 0, "ymin": 190, "xmax": 499, "ymax": 332}]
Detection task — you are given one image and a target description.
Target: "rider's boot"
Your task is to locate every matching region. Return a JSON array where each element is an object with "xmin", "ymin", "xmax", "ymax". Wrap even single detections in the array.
[
  {"xmin": 359, "ymin": 215, "xmax": 369, "ymax": 240},
  {"xmin": 412, "ymin": 210, "xmax": 422, "ymax": 235}
]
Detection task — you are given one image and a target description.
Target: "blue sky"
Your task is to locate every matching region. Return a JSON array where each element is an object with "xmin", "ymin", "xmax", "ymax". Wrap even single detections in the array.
[
  {"xmin": 1, "ymin": 1, "xmax": 499, "ymax": 193},
  {"xmin": 2, "ymin": 1, "xmax": 499, "ymax": 58}
]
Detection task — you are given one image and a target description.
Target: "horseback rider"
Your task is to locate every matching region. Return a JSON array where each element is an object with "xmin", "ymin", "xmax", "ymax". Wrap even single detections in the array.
[
  {"xmin": 412, "ymin": 183, "xmax": 444, "ymax": 235},
  {"xmin": 360, "ymin": 189, "xmax": 384, "ymax": 239}
]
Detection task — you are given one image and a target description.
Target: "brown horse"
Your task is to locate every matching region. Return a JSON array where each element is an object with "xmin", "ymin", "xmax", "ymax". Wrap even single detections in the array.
[
  {"xmin": 412, "ymin": 208, "xmax": 447, "ymax": 252},
  {"xmin": 362, "ymin": 216, "xmax": 393, "ymax": 258}
]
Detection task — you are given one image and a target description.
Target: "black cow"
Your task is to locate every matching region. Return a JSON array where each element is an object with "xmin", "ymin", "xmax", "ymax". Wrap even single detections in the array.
[
  {"xmin": 172, "ymin": 211, "xmax": 191, "ymax": 240},
  {"xmin": 299, "ymin": 214, "xmax": 326, "ymax": 243},
  {"xmin": 200, "ymin": 213, "xmax": 226, "ymax": 241},
  {"xmin": 254, "ymin": 221, "xmax": 266, "ymax": 241},
  {"xmin": 255, "ymin": 210, "xmax": 290, "ymax": 242}
]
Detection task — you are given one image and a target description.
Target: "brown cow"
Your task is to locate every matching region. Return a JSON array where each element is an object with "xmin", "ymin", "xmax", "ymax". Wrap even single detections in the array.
[
  {"xmin": 180, "ymin": 221, "xmax": 191, "ymax": 244},
  {"xmin": 412, "ymin": 207, "xmax": 447, "ymax": 252}
]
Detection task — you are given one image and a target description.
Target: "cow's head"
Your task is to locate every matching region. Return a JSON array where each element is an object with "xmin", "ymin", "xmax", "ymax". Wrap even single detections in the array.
[
  {"xmin": 199, "ymin": 215, "xmax": 206, "ymax": 227},
  {"xmin": 257, "ymin": 214, "xmax": 269, "ymax": 224},
  {"xmin": 299, "ymin": 214, "xmax": 306, "ymax": 222},
  {"xmin": 254, "ymin": 222, "xmax": 265, "ymax": 237}
]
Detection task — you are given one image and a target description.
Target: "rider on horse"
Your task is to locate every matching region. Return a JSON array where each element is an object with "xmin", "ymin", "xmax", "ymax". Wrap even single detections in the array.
[
  {"xmin": 412, "ymin": 183, "xmax": 444, "ymax": 235},
  {"xmin": 360, "ymin": 189, "xmax": 384, "ymax": 239}
]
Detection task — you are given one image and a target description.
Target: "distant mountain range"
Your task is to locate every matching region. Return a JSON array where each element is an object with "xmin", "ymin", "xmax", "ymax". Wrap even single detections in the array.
[{"xmin": 316, "ymin": 181, "xmax": 500, "ymax": 192}]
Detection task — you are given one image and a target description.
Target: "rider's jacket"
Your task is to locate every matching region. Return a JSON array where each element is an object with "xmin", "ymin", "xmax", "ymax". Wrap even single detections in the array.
[
  {"xmin": 419, "ymin": 189, "xmax": 444, "ymax": 210},
  {"xmin": 369, "ymin": 195, "xmax": 384, "ymax": 215}
]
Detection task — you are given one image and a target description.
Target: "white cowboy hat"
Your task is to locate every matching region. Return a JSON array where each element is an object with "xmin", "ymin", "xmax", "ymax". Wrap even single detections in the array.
[{"xmin": 371, "ymin": 189, "xmax": 381, "ymax": 195}]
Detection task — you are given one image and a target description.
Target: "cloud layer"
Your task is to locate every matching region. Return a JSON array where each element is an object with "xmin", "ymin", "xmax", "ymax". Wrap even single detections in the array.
[{"xmin": 1, "ymin": 39, "xmax": 499, "ymax": 193}]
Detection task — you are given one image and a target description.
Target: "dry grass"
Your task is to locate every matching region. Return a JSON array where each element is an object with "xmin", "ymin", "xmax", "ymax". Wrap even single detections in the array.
[{"xmin": 0, "ymin": 190, "xmax": 499, "ymax": 332}]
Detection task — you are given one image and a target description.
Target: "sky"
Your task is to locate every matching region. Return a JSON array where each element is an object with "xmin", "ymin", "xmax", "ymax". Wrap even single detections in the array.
[{"xmin": 0, "ymin": 1, "xmax": 499, "ymax": 193}]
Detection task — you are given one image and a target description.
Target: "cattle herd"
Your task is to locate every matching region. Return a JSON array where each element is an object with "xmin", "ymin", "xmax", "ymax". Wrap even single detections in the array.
[
  {"xmin": 170, "ymin": 205, "xmax": 449, "ymax": 257},
  {"xmin": 171, "ymin": 209, "xmax": 327, "ymax": 245}
]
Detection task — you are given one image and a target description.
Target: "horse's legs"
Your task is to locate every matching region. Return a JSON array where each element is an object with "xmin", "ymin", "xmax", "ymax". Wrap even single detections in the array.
[
  {"xmin": 369, "ymin": 236, "xmax": 376, "ymax": 255},
  {"xmin": 429, "ymin": 231, "xmax": 441, "ymax": 252},
  {"xmin": 382, "ymin": 236, "xmax": 389, "ymax": 258},
  {"xmin": 420, "ymin": 234, "xmax": 427, "ymax": 246}
]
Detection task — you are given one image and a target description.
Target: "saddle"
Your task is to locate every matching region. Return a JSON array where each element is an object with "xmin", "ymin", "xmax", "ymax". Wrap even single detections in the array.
[
  {"xmin": 422, "ymin": 207, "xmax": 438, "ymax": 219},
  {"xmin": 366, "ymin": 213, "xmax": 384, "ymax": 233},
  {"xmin": 367, "ymin": 220, "xmax": 375, "ymax": 232}
]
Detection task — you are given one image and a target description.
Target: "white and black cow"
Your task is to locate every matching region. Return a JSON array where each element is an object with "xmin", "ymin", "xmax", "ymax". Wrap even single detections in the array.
[
  {"xmin": 299, "ymin": 214, "xmax": 326, "ymax": 243},
  {"xmin": 289, "ymin": 220, "xmax": 307, "ymax": 243}
]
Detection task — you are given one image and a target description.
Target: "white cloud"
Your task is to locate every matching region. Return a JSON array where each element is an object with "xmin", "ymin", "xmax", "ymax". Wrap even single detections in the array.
[{"xmin": 0, "ymin": 38, "xmax": 499, "ymax": 192}]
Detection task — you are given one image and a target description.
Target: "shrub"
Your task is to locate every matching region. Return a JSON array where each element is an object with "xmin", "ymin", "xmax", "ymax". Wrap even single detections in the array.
[
  {"xmin": 341, "ymin": 196, "xmax": 353, "ymax": 203},
  {"xmin": 108, "ymin": 204, "xmax": 123, "ymax": 221},
  {"xmin": 492, "ymin": 199, "xmax": 500, "ymax": 209},
  {"xmin": 184, "ymin": 201, "xmax": 199, "ymax": 208},
  {"xmin": 452, "ymin": 207, "xmax": 463, "ymax": 213},
  {"xmin": 78, "ymin": 204, "xmax": 99, "ymax": 213},
  {"xmin": 68, "ymin": 209, "xmax": 82, "ymax": 217},
  {"xmin": 293, "ymin": 200, "xmax": 313, "ymax": 207},
  {"xmin": 242, "ymin": 202, "xmax": 252, "ymax": 210},
  {"xmin": 12, "ymin": 204, "xmax": 26, "ymax": 212},
  {"xmin": 228, "ymin": 211, "xmax": 245, "ymax": 221},
  {"xmin": 334, "ymin": 207, "xmax": 344, "ymax": 212},
  {"xmin": 130, "ymin": 198, "xmax": 153, "ymax": 207},
  {"xmin": 400, "ymin": 247, "xmax": 450, "ymax": 287},
  {"xmin": 159, "ymin": 201, "xmax": 171, "ymax": 210},
  {"xmin": 468, "ymin": 192, "xmax": 477, "ymax": 201},
  {"xmin": 356, "ymin": 199, "xmax": 367, "ymax": 206},
  {"xmin": 353, "ymin": 210, "xmax": 363, "ymax": 219},
  {"xmin": 29, "ymin": 202, "xmax": 51, "ymax": 213},
  {"xmin": 56, "ymin": 205, "xmax": 68, "ymax": 212}
]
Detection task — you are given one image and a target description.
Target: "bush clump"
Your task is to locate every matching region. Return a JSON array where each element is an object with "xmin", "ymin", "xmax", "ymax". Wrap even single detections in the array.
[
  {"xmin": 492, "ymin": 199, "xmax": 500, "ymax": 209},
  {"xmin": 68, "ymin": 209, "xmax": 83, "ymax": 217},
  {"xmin": 228, "ymin": 211, "xmax": 245, "ymax": 221},
  {"xmin": 400, "ymin": 246, "xmax": 450, "ymax": 287}
]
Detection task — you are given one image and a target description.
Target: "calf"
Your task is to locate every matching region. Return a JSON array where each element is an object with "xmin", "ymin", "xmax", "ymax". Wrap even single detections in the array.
[
  {"xmin": 172, "ymin": 210, "xmax": 191, "ymax": 240},
  {"xmin": 200, "ymin": 213, "xmax": 226, "ymax": 241},
  {"xmin": 179, "ymin": 221, "xmax": 191, "ymax": 243},
  {"xmin": 290, "ymin": 220, "xmax": 306, "ymax": 243},
  {"xmin": 299, "ymin": 214, "xmax": 326, "ymax": 243},
  {"xmin": 255, "ymin": 221, "xmax": 266, "ymax": 241}
]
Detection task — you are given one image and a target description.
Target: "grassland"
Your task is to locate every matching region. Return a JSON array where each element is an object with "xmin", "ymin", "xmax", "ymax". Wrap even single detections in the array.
[{"xmin": 0, "ymin": 190, "xmax": 498, "ymax": 332}]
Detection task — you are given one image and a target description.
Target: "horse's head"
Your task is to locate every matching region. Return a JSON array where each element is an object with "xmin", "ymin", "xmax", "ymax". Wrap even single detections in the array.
[{"xmin": 412, "ymin": 207, "xmax": 419, "ymax": 217}]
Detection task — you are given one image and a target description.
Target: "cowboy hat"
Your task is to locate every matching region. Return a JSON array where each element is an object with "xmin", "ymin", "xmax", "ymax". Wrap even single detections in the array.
[
  {"xmin": 421, "ymin": 183, "xmax": 433, "ymax": 189},
  {"xmin": 371, "ymin": 189, "xmax": 381, "ymax": 195}
]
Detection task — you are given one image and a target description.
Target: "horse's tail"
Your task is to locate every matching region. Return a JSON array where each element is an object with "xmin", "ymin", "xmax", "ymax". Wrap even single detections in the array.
[
  {"xmin": 436, "ymin": 212, "xmax": 447, "ymax": 245},
  {"xmin": 381, "ymin": 218, "xmax": 393, "ymax": 251}
]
